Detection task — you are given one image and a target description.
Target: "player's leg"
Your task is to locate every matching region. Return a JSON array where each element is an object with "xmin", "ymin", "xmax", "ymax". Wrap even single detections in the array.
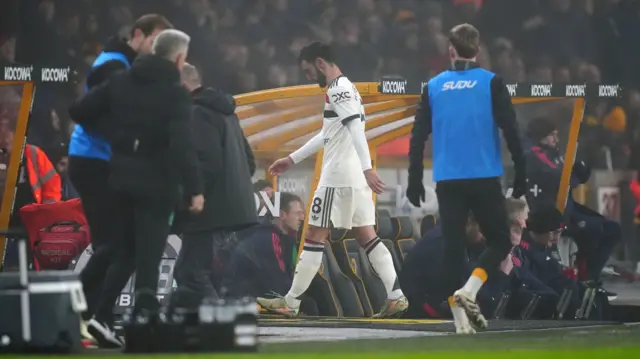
[
  {"xmin": 351, "ymin": 187, "xmax": 408, "ymax": 318},
  {"xmin": 459, "ymin": 178, "xmax": 511, "ymax": 329},
  {"xmin": 435, "ymin": 180, "xmax": 476, "ymax": 334},
  {"xmin": 256, "ymin": 187, "xmax": 333, "ymax": 316}
]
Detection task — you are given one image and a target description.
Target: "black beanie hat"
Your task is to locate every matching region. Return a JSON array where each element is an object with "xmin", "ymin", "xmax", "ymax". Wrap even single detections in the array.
[
  {"xmin": 526, "ymin": 206, "xmax": 564, "ymax": 234},
  {"xmin": 527, "ymin": 117, "xmax": 557, "ymax": 142}
]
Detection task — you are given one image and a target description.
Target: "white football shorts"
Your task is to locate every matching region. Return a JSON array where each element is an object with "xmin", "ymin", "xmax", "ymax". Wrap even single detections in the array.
[{"xmin": 307, "ymin": 185, "xmax": 375, "ymax": 229}]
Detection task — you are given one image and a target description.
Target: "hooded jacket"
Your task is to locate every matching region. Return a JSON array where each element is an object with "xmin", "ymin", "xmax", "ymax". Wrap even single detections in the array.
[
  {"xmin": 180, "ymin": 87, "xmax": 257, "ymax": 232},
  {"xmin": 68, "ymin": 55, "xmax": 202, "ymax": 202},
  {"xmin": 68, "ymin": 37, "xmax": 137, "ymax": 160}
]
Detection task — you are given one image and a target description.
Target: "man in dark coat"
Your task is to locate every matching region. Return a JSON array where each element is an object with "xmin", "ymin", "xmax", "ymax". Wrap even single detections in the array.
[
  {"xmin": 518, "ymin": 205, "xmax": 581, "ymax": 319},
  {"xmin": 172, "ymin": 63, "xmax": 257, "ymax": 307},
  {"xmin": 68, "ymin": 29, "xmax": 204, "ymax": 348},
  {"xmin": 525, "ymin": 117, "xmax": 620, "ymax": 292}
]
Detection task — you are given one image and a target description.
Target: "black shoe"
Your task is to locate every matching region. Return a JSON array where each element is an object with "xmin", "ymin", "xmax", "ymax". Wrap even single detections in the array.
[{"xmin": 87, "ymin": 318, "xmax": 124, "ymax": 348}]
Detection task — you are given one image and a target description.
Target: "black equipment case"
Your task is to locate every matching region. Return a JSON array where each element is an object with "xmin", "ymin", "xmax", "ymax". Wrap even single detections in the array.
[{"xmin": 0, "ymin": 237, "xmax": 86, "ymax": 353}]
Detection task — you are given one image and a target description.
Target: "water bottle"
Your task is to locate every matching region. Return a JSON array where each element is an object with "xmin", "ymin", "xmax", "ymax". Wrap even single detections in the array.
[{"xmin": 234, "ymin": 297, "xmax": 258, "ymax": 352}]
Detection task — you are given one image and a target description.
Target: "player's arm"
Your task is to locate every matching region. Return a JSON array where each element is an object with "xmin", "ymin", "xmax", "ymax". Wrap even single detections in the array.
[
  {"xmin": 289, "ymin": 131, "xmax": 324, "ymax": 164},
  {"xmin": 491, "ymin": 75, "xmax": 525, "ymax": 177},
  {"xmin": 329, "ymin": 85, "xmax": 372, "ymax": 172},
  {"xmin": 408, "ymin": 84, "xmax": 433, "ymax": 182}
]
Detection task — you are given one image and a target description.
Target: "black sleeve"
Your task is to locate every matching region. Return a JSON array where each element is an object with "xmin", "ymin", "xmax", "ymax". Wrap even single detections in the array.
[
  {"xmin": 243, "ymin": 134, "xmax": 256, "ymax": 176},
  {"xmin": 68, "ymin": 80, "xmax": 111, "ymax": 126},
  {"xmin": 191, "ymin": 106, "xmax": 224, "ymax": 182},
  {"xmin": 86, "ymin": 60, "xmax": 128, "ymax": 89},
  {"xmin": 491, "ymin": 75, "xmax": 525, "ymax": 176},
  {"xmin": 408, "ymin": 85, "xmax": 433, "ymax": 181},
  {"xmin": 170, "ymin": 91, "xmax": 203, "ymax": 196}
]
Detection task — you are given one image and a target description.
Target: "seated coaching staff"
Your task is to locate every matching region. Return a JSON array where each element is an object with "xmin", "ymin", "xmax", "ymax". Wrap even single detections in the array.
[
  {"xmin": 68, "ymin": 29, "xmax": 204, "ymax": 347},
  {"xmin": 172, "ymin": 64, "xmax": 257, "ymax": 307},
  {"xmin": 406, "ymin": 23, "xmax": 527, "ymax": 332}
]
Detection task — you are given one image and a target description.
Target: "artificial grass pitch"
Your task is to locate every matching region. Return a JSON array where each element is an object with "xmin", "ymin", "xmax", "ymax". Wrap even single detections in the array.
[{"xmin": 21, "ymin": 323, "xmax": 640, "ymax": 358}]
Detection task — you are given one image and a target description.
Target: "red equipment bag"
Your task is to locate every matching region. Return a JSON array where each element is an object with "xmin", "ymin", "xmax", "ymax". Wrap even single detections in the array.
[
  {"xmin": 33, "ymin": 221, "xmax": 90, "ymax": 270},
  {"xmin": 19, "ymin": 199, "xmax": 90, "ymax": 271}
]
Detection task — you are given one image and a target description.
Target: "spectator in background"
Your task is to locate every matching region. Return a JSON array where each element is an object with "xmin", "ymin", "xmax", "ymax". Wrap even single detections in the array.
[
  {"xmin": 172, "ymin": 63, "xmax": 257, "ymax": 307},
  {"xmin": 517, "ymin": 205, "xmax": 581, "ymax": 319},
  {"xmin": 224, "ymin": 192, "xmax": 318, "ymax": 315},
  {"xmin": 15, "ymin": 143, "xmax": 61, "ymax": 207},
  {"xmin": 53, "ymin": 144, "xmax": 79, "ymax": 200},
  {"xmin": 525, "ymin": 117, "xmax": 621, "ymax": 294}
]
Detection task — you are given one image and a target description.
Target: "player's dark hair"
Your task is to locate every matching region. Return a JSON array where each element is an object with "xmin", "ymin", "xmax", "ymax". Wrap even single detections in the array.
[
  {"xmin": 253, "ymin": 179, "xmax": 273, "ymax": 193},
  {"xmin": 448, "ymin": 23, "xmax": 480, "ymax": 58},
  {"xmin": 280, "ymin": 192, "xmax": 303, "ymax": 212},
  {"xmin": 131, "ymin": 14, "xmax": 174, "ymax": 38},
  {"xmin": 298, "ymin": 42, "xmax": 335, "ymax": 64}
]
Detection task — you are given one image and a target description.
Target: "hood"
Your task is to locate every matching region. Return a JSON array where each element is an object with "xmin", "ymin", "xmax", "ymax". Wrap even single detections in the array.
[
  {"xmin": 192, "ymin": 87, "xmax": 236, "ymax": 115},
  {"xmin": 102, "ymin": 37, "xmax": 137, "ymax": 65},
  {"xmin": 130, "ymin": 55, "xmax": 180, "ymax": 84}
]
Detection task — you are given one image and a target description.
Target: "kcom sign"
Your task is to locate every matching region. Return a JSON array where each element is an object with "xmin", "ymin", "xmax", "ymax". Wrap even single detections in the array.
[{"xmin": 255, "ymin": 191, "xmax": 281, "ymax": 217}]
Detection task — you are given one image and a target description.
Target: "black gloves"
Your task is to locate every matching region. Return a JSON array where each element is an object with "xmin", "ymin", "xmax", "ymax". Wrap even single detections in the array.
[
  {"xmin": 512, "ymin": 171, "xmax": 527, "ymax": 199},
  {"xmin": 406, "ymin": 177, "xmax": 425, "ymax": 207},
  {"xmin": 572, "ymin": 161, "xmax": 591, "ymax": 184}
]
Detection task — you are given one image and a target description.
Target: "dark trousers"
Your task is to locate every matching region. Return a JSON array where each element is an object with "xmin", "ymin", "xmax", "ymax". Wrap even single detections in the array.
[
  {"xmin": 68, "ymin": 156, "xmax": 117, "ymax": 320},
  {"xmin": 94, "ymin": 191, "xmax": 174, "ymax": 325},
  {"xmin": 568, "ymin": 203, "xmax": 621, "ymax": 281},
  {"xmin": 435, "ymin": 177, "xmax": 512, "ymax": 297},
  {"xmin": 173, "ymin": 231, "xmax": 220, "ymax": 307}
]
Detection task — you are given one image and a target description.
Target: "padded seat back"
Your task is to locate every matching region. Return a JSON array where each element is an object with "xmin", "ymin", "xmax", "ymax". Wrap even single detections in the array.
[
  {"xmin": 330, "ymin": 227, "xmax": 347, "ymax": 242},
  {"xmin": 307, "ymin": 244, "xmax": 369, "ymax": 317},
  {"xmin": 330, "ymin": 240, "xmax": 374, "ymax": 317},
  {"xmin": 397, "ymin": 238, "xmax": 416, "ymax": 260},
  {"xmin": 376, "ymin": 213, "xmax": 402, "ymax": 270},
  {"xmin": 420, "ymin": 214, "xmax": 437, "ymax": 237},
  {"xmin": 342, "ymin": 238, "xmax": 387, "ymax": 312},
  {"xmin": 392, "ymin": 216, "xmax": 415, "ymax": 262}
]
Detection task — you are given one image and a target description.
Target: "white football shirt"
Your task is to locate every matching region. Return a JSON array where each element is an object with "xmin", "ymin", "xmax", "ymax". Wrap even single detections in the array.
[{"xmin": 319, "ymin": 76, "xmax": 368, "ymax": 188}]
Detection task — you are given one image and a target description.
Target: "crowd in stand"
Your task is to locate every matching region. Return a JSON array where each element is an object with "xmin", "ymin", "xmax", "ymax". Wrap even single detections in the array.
[
  {"xmin": 0, "ymin": 0, "xmax": 638, "ymax": 171},
  {"xmin": 0, "ymin": 1, "xmax": 635, "ymax": 329}
]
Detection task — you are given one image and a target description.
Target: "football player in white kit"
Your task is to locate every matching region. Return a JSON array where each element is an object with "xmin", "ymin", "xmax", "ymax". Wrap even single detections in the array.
[{"xmin": 256, "ymin": 42, "xmax": 408, "ymax": 318}]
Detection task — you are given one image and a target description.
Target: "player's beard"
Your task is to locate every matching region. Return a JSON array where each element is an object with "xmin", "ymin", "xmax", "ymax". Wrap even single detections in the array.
[{"xmin": 316, "ymin": 69, "xmax": 328, "ymax": 88}]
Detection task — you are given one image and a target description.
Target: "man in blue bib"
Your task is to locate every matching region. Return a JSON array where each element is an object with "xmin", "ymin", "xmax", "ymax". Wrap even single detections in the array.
[
  {"xmin": 406, "ymin": 23, "xmax": 527, "ymax": 334},
  {"xmin": 67, "ymin": 14, "xmax": 173, "ymax": 345}
]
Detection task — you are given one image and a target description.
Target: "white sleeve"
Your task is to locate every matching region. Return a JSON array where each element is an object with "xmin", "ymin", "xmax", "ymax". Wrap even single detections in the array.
[
  {"xmin": 327, "ymin": 84, "xmax": 363, "ymax": 125},
  {"xmin": 327, "ymin": 84, "xmax": 371, "ymax": 171},
  {"xmin": 345, "ymin": 119, "xmax": 372, "ymax": 171},
  {"xmin": 289, "ymin": 131, "xmax": 324, "ymax": 164}
]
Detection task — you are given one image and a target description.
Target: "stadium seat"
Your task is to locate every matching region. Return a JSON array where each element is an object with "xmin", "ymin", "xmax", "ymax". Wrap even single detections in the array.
[
  {"xmin": 330, "ymin": 239, "xmax": 374, "ymax": 317},
  {"xmin": 307, "ymin": 245, "xmax": 364, "ymax": 317},
  {"xmin": 330, "ymin": 227, "xmax": 347, "ymax": 242},
  {"xmin": 376, "ymin": 213, "xmax": 402, "ymax": 272},
  {"xmin": 333, "ymin": 238, "xmax": 387, "ymax": 313},
  {"xmin": 420, "ymin": 214, "xmax": 437, "ymax": 237},
  {"xmin": 392, "ymin": 216, "xmax": 417, "ymax": 261}
]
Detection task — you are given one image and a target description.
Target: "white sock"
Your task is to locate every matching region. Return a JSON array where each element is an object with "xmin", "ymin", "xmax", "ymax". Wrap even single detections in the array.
[
  {"xmin": 461, "ymin": 269, "xmax": 486, "ymax": 301},
  {"xmin": 365, "ymin": 238, "xmax": 404, "ymax": 300},
  {"xmin": 284, "ymin": 242, "xmax": 325, "ymax": 308}
]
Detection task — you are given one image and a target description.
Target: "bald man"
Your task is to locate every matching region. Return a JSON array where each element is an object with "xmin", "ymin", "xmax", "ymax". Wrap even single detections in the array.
[{"xmin": 172, "ymin": 64, "xmax": 257, "ymax": 306}]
